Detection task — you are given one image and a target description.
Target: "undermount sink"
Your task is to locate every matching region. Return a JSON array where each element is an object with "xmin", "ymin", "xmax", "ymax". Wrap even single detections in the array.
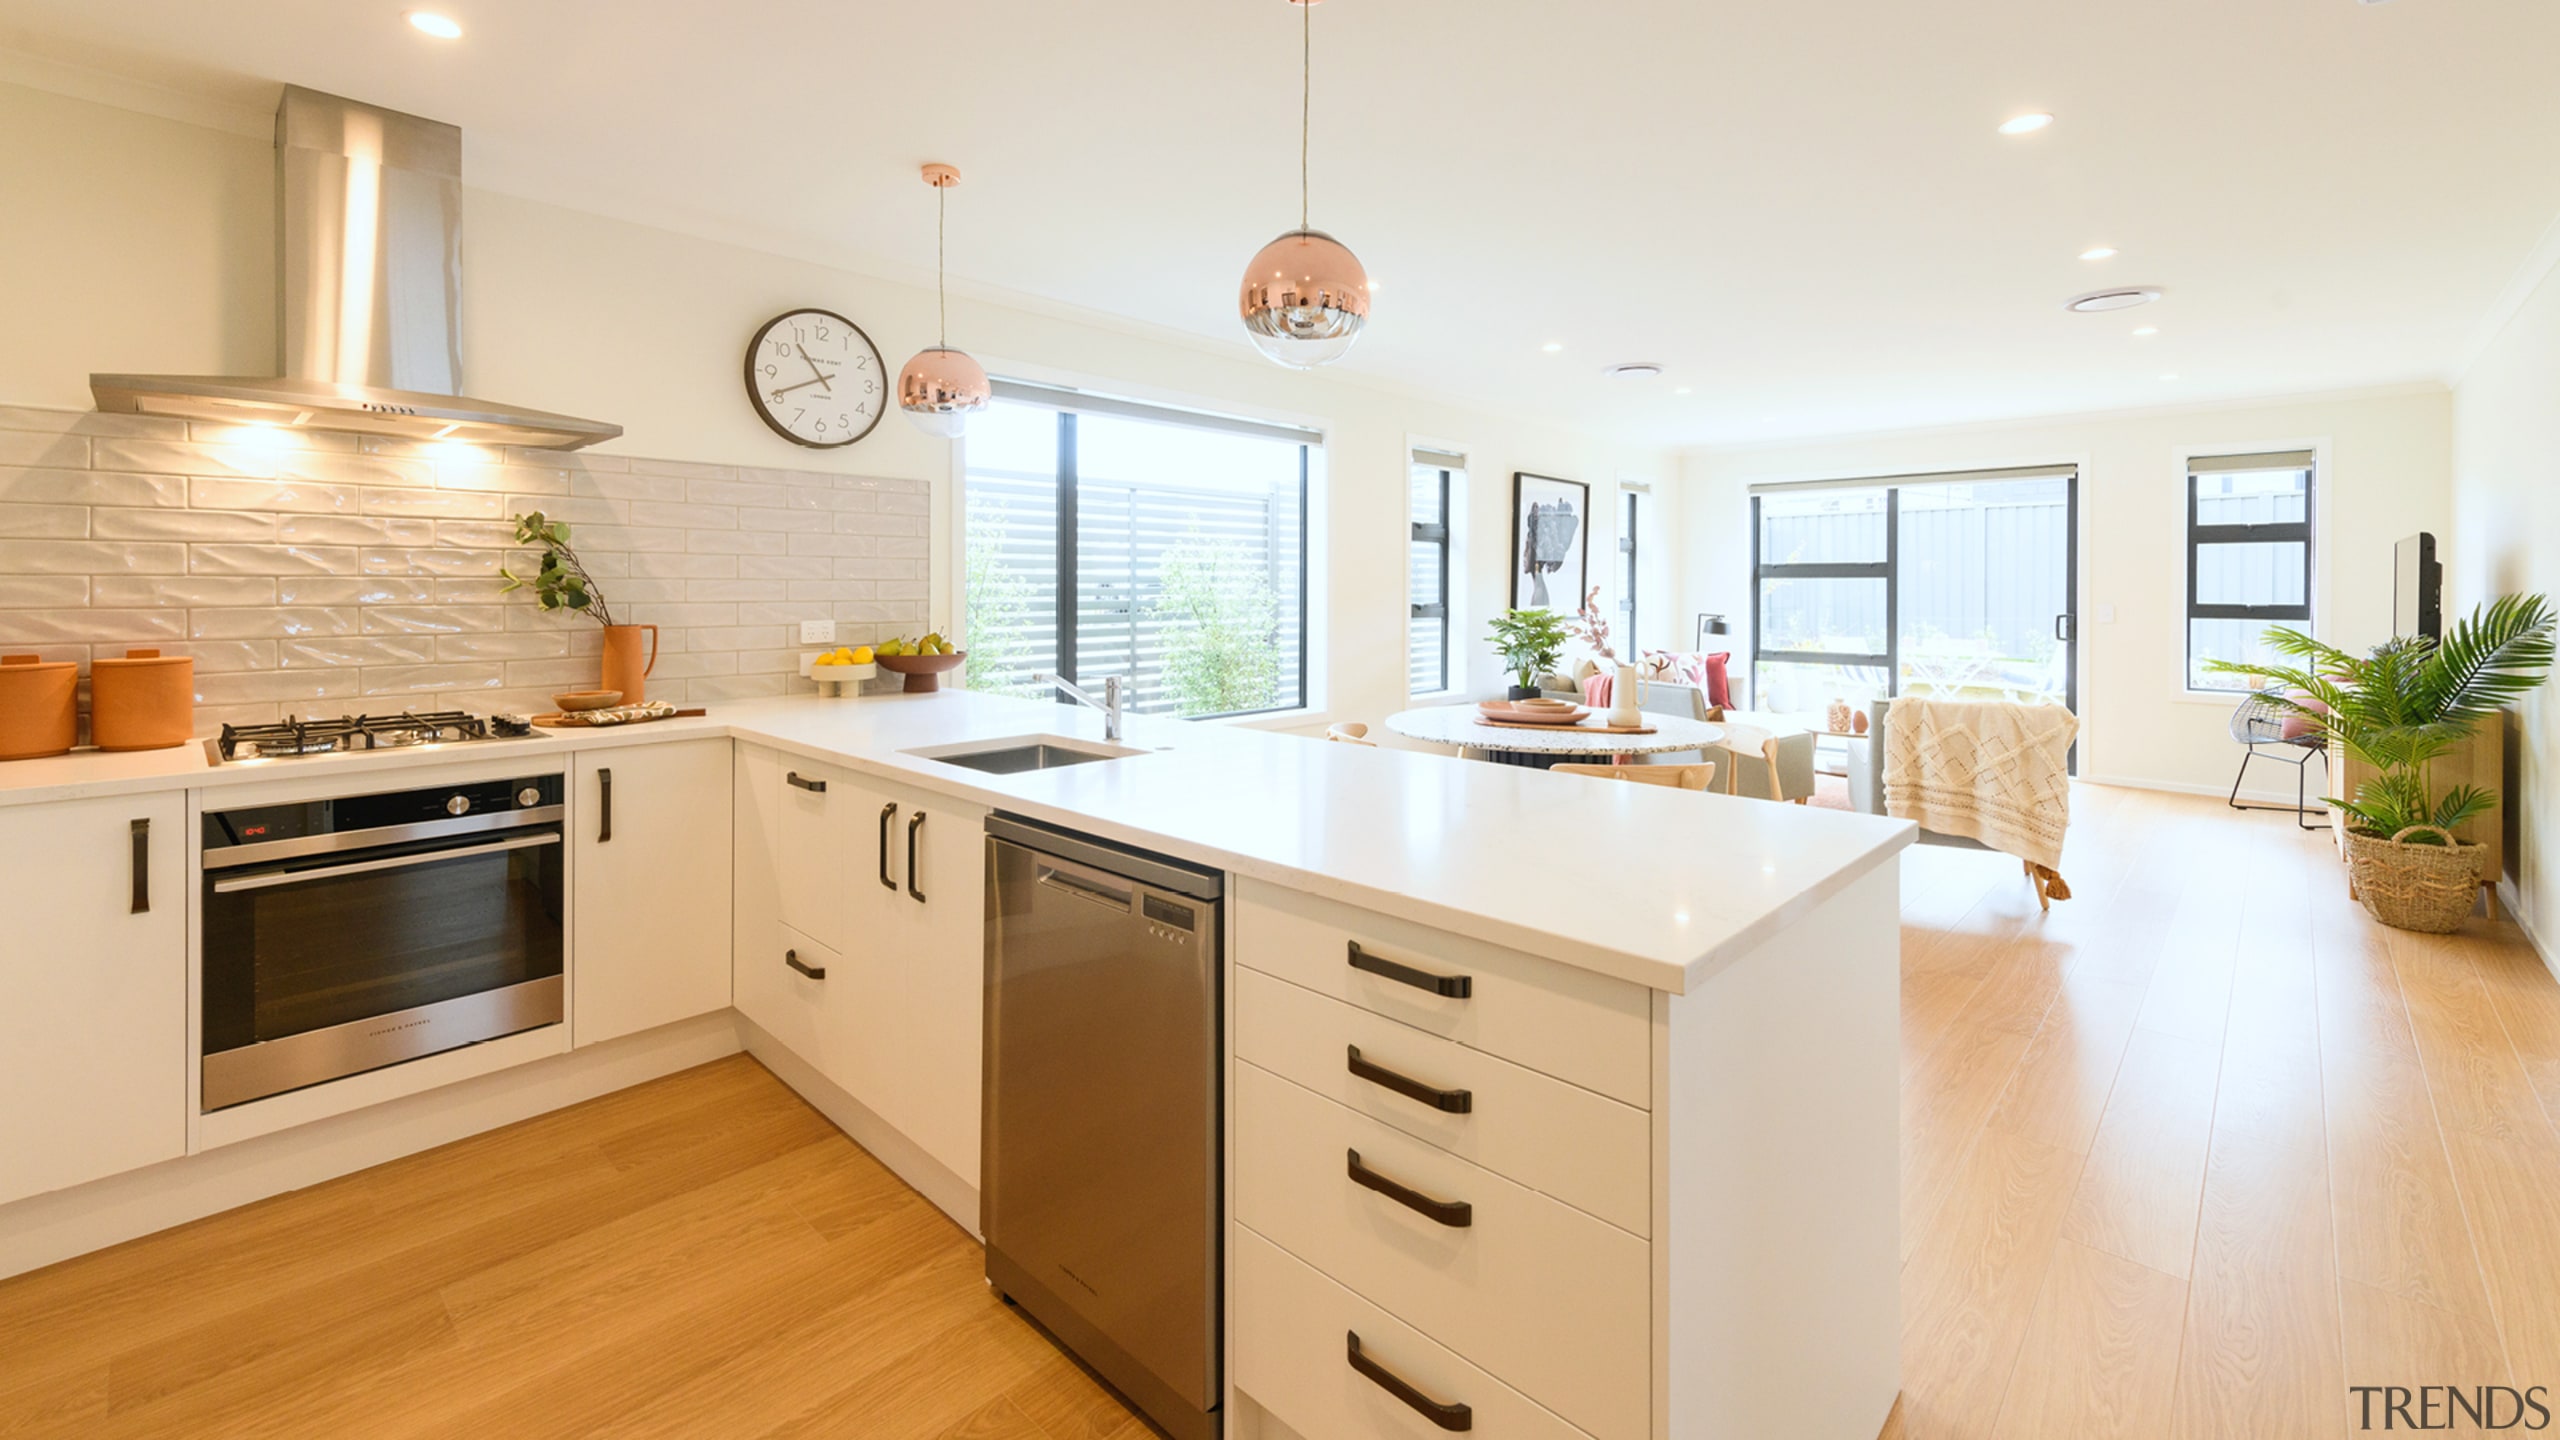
[{"xmin": 907, "ymin": 735, "xmax": 1147, "ymax": 775}]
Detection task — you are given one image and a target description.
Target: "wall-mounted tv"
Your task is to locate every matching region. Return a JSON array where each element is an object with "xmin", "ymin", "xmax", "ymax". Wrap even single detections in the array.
[{"xmin": 2395, "ymin": 532, "xmax": 2441, "ymax": 642}]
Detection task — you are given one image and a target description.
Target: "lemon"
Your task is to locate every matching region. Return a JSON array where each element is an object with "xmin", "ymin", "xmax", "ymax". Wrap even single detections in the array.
[{"xmin": 850, "ymin": 645, "xmax": 875, "ymax": 663}]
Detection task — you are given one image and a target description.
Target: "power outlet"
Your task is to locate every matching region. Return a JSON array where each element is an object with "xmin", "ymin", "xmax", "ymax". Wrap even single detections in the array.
[{"xmin": 798, "ymin": 619, "xmax": 836, "ymax": 645}]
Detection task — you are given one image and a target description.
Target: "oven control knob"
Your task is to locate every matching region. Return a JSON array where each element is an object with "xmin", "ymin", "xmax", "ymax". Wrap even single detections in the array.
[
  {"xmin": 446, "ymin": 795, "xmax": 471, "ymax": 816},
  {"xmin": 517, "ymin": 787, "xmax": 542, "ymax": 808}
]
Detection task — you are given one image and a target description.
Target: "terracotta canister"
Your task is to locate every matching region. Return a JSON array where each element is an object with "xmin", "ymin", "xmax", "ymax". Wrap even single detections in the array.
[
  {"xmin": 89, "ymin": 648, "xmax": 196, "ymax": 752},
  {"xmin": 599, "ymin": 624, "xmax": 659, "ymax": 706},
  {"xmin": 0, "ymin": 654, "xmax": 79, "ymax": 760}
]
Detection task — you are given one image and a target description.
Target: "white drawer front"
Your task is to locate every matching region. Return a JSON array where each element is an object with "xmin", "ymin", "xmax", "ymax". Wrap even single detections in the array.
[
  {"xmin": 776, "ymin": 761, "xmax": 845, "ymax": 954},
  {"xmin": 738, "ymin": 922, "xmax": 834, "ymax": 1065},
  {"xmin": 1236, "ymin": 966, "xmax": 1651, "ymax": 1237},
  {"xmin": 1236, "ymin": 880, "xmax": 1651, "ymax": 1107},
  {"xmin": 1234, "ymin": 1224, "xmax": 1596, "ymax": 1440},
  {"xmin": 1235, "ymin": 1062, "xmax": 1649, "ymax": 1440}
]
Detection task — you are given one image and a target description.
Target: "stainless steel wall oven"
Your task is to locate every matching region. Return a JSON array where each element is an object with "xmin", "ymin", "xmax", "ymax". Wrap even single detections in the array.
[{"xmin": 200, "ymin": 774, "xmax": 566, "ymax": 1111}]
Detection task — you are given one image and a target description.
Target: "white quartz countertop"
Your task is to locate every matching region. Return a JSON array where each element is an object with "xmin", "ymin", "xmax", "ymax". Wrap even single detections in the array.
[{"xmin": 0, "ymin": 692, "xmax": 1913, "ymax": 993}]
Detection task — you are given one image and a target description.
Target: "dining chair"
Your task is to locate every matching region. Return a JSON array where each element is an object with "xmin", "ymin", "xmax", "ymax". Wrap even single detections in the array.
[
  {"xmin": 1552, "ymin": 762, "xmax": 1718, "ymax": 791},
  {"xmin": 1706, "ymin": 725, "xmax": 1795, "ymax": 802},
  {"xmin": 1326, "ymin": 722, "xmax": 1376, "ymax": 746}
]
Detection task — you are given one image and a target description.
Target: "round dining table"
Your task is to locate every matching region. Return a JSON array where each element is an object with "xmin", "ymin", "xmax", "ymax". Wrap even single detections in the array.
[{"xmin": 1383, "ymin": 701, "xmax": 1726, "ymax": 768}]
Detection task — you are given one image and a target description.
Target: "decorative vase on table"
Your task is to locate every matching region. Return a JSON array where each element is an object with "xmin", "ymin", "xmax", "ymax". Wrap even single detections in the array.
[
  {"xmin": 1826, "ymin": 698, "xmax": 1854, "ymax": 734},
  {"xmin": 599, "ymin": 625, "xmax": 659, "ymax": 707}
]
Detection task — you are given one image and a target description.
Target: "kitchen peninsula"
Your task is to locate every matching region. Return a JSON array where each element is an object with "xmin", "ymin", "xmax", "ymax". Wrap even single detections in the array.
[{"xmin": 0, "ymin": 691, "xmax": 1912, "ymax": 1440}]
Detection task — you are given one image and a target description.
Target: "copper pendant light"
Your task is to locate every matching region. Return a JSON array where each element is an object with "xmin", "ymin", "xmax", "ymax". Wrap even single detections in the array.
[
  {"xmin": 1238, "ymin": 0, "xmax": 1371, "ymax": 369},
  {"xmin": 899, "ymin": 163, "xmax": 991, "ymax": 438}
]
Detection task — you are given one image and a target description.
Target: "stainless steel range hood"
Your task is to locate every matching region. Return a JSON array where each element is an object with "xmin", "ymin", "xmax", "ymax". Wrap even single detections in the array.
[{"xmin": 91, "ymin": 86, "xmax": 620, "ymax": 451}]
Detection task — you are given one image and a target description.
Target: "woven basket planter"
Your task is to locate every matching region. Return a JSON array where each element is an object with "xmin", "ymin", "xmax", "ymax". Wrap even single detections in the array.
[{"xmin": 2343, "ymin": 825, "xmax": 2484, "ymax": 934}]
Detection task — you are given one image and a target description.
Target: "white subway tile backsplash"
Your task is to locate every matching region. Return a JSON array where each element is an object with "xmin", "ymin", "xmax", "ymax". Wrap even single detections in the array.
[
  {"xmin": 279, "ymin": 636, "xmax": 439, "ymax": 668},
  {"xmin": 91, "ymin": 508, "xmax": 274, "ymax": 542},
  {"xmin": 278, "ymin": 515, "xmax": 435, "ymax": 547},
  {"xmin": 0, "ymin": 468, "xmax": 186, "ymax": 507},
  {"xmin": 0, "ymin": 504, "xmax": 89, "ymax": 538},
  {"xmin": 0, "ymin": 577, "xmax": 88, "ymax": 607},
  {"xmin": 0, "ymin": 405, "xmax": 936, "ymax": 727},
  {"xmin": 189, "ymin": 607, "xmax": 359, "ymax": 639},
  {"xmin": 92, "ymin": 577, "xmax": 278, "ymax": 608},
  {"xmin": 361, "ymin": 605, "xmax": 505, "ymax": 635},
  {"xmin": 189, "ymin": 545, "xmax": 361, "ymax": 577},
  {"xmin": 0, "ymin": 541, "xmax": 186, "ymax": 575},
  {"xmin": 191, "ymin": 477, "xmax": 358, "ymax": 514}
]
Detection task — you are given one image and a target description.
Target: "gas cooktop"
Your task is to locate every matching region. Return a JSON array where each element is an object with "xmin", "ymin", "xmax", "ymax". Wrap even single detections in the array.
[{"xmin": 216, "ymin": 711, "xmax": 541, "ymax": 761}]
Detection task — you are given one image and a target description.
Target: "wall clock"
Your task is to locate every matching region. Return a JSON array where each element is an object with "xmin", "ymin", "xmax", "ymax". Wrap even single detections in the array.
[{"xmin": 744, "ymin": 308, "xmax": 885, "ymax": 447}]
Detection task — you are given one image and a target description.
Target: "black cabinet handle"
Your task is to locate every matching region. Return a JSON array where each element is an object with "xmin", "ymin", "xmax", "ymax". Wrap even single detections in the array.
[
  {"xmin": 787, "ymin": 771, "xmax": 826, "ymax": 793},
  {"xmin": 785, "ymin": 948, "xmax": 826, "ymax": 980},
  {"xmin": 129, "ymin": 818, "xmax": 150, "ymax": 915},
  {"xmin": 906, "ymin": 811, "xmax": 927, "ymax": 903},
  {"xmin": 1346, "ymin": 1148, "xmax": 1471, "ymax": 1228},
  {"xmin": 597, "ymin": 767, "xmax": 614, "ymax": 844},
  {"xmin": 1348, "ymin": 1045, "xmax": 1473, "ymax": 1114},
  {"xmin": 1348, "ymin": 942, "xmax": 1471, "ymax": 999},
  {"xmin": 878, "ymin": 803, "xmax": 899, "ymax": 890},
  {"xmin": 1346, "ymin": 1332, "xmax": 1472, "ymax": 1432}
]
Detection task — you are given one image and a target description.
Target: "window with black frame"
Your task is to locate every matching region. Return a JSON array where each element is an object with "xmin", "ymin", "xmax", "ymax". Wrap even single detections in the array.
[
  {"xmin": 962, "ymin": 382, "xmax": 1312, "ymax": 719},
  {"xmin": 2185, "ymin": 451, "xmax": 2315, "ymax": 692},
  {"xmin": 1408, "ymin": 451, "xmax": 1460, "ymax": 696}
]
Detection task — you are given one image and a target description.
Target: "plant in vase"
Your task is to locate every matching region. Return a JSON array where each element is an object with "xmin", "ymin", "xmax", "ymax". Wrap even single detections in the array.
[
  {"xmin": 1487, "ymin": 607, "xmax": 1571, "ymax": 701},
  {"xmin": 499, "ymin": 511, "xmax": 657, "ymax": 705},
  {"xmin": 2207, "ymin": 593, "xmax": 2554, "ymax": 932}
]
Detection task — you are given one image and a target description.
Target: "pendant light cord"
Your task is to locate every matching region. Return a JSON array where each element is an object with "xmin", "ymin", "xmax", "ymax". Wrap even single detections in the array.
[
  {"xmin": 1300, "ymin": 0, "xmax": 1311, "ymax": 232},
  {"xmin": 937, "ymin": 183, "xmax": 949, "ymax": 349}
]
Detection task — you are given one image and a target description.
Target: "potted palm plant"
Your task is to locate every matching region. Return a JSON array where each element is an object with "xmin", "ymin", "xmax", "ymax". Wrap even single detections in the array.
[
  {"xmin": 2207, "ymin": 593, "xmax": 2554, "ymax": 932},
  {"xmin": 1487, "ymin": 608, "xmax": 1571, "ymax": 701},
  {"xmin": 499, "ymin": 512, "xmax": 657, "ymax": 705}
]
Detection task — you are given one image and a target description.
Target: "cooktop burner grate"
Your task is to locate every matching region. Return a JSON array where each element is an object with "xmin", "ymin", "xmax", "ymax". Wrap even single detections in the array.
[{"xmin": 218, "ymin": 711, "xmax": 495, "ymax": 760}]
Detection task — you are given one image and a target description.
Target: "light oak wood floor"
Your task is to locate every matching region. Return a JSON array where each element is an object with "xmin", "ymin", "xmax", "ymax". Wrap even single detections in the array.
[
  {"xmin": 4, "ymin": 783, "xmax": 2556, "ymax": 1439},
  {"xmin": 0, "ymin": 1055, "xmax": 1146, "ymax": 1439},
  {"xmin": 1883, "ymin": 783, "xmax": 2560, "ymax": 1440}
]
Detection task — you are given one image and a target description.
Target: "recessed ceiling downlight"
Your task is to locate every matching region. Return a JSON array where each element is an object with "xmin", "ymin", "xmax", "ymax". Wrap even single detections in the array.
[
  {"xmin": 2065, "ymin": 286, "xmax": 2163, "ymax": 313},
  {"xmin": 407, "ymin": 11, "xmax": 462, "ymax": 38},
  {"xmin": 1605, "ymin": 363, "xmax": 1664, "ymax": 380},
  {"xmin": 1998, "ymin": 113, "xmax": 2054, "ymax": 135}
]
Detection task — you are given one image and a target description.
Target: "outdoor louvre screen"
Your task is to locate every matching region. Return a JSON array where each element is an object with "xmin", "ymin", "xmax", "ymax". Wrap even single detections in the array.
[
  {"xmin": 964, "ymin": 387, "xmax": 1312, "ymax": 718},
  {"xmin": 1410, "ymin": 450, "xmax": 1460, "ymax": 695},
  {"xmin": 2185, "ymin": 449, "xmax": 2315, "ymax": 691}
]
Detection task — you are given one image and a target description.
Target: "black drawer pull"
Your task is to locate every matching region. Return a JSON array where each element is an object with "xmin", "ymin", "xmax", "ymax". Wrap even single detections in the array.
[
  {"xmin": 1346, "ymin": 1148, "xmax": 1471, "ymax": 1228},
  {"xmin": 785, "ymin": 948, "xmax": 826, "ymax": 980},
  {"xmin": 1348, "ymin": 1045, "xmax": 1473, "ymax": 1114},
  {"xmin": 906, "ymin": 810, "xmax": 927, "ymax": 904},
  {"xmin": 1346, "ymin": 1331, "xmax": 1472, "ymax": 1431},
  {"xmin": 787, "ymin": 771, "xmax": 826, "ymax": 793},
  {"xmin": 597, "ymin": 767, "xmax": 614, "ymax": 844},
  {"xmin": 1347, "ymin": 942, "xmax": 1471, "ymax": 999},
  {"xmin": 878, "ymin": 803, "xmax": 899, "ymax": 890},
  {"xmin": 130, "ymin": 818, "xmax": 150, "ymax": 915}
]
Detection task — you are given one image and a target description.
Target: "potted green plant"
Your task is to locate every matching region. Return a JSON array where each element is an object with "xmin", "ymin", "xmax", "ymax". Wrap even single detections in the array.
[
  {"xmin": 1487, "ymin": 607, "xmax": 1571, "ymax": 701},
  {"xmin": 2207, "ymin": 593, "xmax": 2554, "ymax": 932},
  {"xmin": 499, "ymin": 511, "xmax": 657, "ymax": 705}
]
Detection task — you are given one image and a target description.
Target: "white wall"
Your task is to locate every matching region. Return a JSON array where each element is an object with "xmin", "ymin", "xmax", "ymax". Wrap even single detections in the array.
[
  {"xmin": 2451, "ymin": 253, "xmax": 2560, "ymax": 953},
  {"xmin": 0, "ymin": 80, "xmax": 1673, "ymax": 730},
  {"xmin": 1676, "ymin": 387, "xmax": 2453, "ymax": 795}
]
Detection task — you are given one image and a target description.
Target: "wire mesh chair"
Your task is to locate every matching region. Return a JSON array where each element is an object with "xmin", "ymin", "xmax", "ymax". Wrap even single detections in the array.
[{"xmin": 2227, "ymin": 693, "xmax": 2330, "ymax": 830}]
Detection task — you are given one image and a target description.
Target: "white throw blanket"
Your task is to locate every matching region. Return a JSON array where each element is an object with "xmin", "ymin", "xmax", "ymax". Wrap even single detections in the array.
[{"xmin": 1884, "ymin": 697, "xmax": 2079, "ymax": 872}]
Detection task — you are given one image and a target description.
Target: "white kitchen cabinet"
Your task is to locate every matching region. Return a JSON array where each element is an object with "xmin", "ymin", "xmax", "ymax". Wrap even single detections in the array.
[
  {"xmin": 0, "ymin": 791, "xmax": 185, "ymax": 1206},
  {"xmin": 800, "ymin": 767, "xmax": 986, "ymax": 1188},
  {"xmin": 776, "ymin": 758, "xmax": 849, "ymax": 954},
  {"xmin": 572, "ymin": 739, "xmax": 734, "ymax": 1047}
]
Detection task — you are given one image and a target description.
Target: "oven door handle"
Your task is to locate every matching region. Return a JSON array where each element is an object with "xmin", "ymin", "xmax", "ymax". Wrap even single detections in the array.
[{"xmin": 210, "ymin": 832, "xmax": 562, "ymax": 893}]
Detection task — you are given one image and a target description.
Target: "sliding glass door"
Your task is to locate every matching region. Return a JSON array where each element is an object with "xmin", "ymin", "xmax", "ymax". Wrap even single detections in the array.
[{"xmin": 1751, "ymin": 467, "xmax": 2076, "ymax": 717}]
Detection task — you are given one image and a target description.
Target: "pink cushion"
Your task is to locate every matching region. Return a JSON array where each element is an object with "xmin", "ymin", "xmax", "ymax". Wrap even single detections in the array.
[
  {"xmin": 1702, "ymin": 652, "xmax": 1732, "ymax": 709},
  {"xmin": 1581, "ymin": 672, "xmax": 1612, "ymax": 707}
]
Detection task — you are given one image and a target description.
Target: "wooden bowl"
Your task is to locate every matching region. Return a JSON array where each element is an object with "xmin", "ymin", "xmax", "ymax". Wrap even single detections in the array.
[
  {"xmin": 552, "ymin": 690, "xmax": 624, "ymax": 713},
  {"xmin": 873, "ymin": 652, "xmax": 966, "ymax": 694}
]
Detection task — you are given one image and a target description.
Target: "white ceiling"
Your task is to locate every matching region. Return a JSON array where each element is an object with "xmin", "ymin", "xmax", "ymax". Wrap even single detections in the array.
[{"xmin": 5, "ymin": 0, "xmax": 2558, "ymax": 447}]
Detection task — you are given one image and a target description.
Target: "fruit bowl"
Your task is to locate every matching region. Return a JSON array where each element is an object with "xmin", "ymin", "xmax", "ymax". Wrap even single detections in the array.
[{"xmin": 873, "ymin": 651, "xmax": 966, "ymax": 693}]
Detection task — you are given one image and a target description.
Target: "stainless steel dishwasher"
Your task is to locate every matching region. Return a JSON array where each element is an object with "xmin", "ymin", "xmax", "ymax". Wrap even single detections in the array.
[{"xmin": 984, "ymin": 814, "xmax": 1223, "ymax": 1440}]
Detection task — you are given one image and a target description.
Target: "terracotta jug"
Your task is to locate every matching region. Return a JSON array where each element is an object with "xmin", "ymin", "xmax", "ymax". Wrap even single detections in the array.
[
  {"xmin": 89, "ymin": 648, "xmax": 195, "ymax": 751},
  {"xmin": 599, "ymin": 624, "xmax": 658, "ymax": 706}
]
